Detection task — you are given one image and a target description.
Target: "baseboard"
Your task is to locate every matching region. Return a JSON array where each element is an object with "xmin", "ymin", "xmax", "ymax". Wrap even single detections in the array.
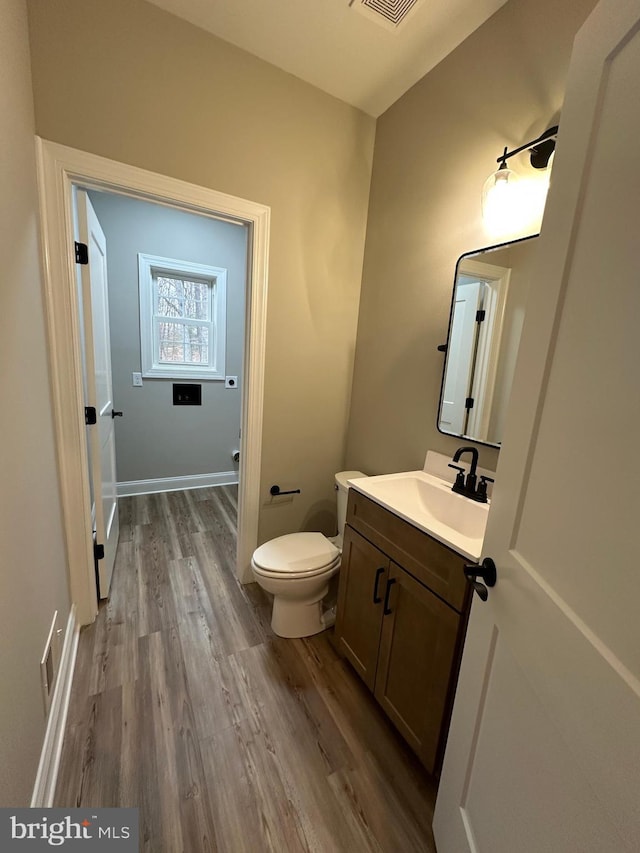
[
  {"xmin": 30, "ymin": 605, "xmax": 79, "ymax": 807},
  {"xmin": 117, "ymin": 471, "xmax": 239, "ymax": 497}
]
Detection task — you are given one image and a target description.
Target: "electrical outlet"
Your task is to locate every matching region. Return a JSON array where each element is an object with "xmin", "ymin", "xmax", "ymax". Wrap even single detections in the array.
[
  {"xmin": 132, "ymin": 372, "xmax": 143, "ymax": 387},
  {"xmin": 225, "ymin": 375, "xmax": 238, "ymax": 389}
]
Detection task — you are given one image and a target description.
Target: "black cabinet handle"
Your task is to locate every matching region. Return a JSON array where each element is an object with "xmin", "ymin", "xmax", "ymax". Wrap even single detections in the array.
[
  {"xmin": 372, "ymin": 567, "xmax": 385, "ymax": 604},
  {"xmin": 383, "ymin": 577, "xmax": 396, "ymax": 615}
]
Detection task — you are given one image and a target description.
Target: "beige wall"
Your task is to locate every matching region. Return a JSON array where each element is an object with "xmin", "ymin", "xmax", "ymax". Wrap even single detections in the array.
[
  {"xmin": 27, "ymin": 0, "xmax": 375, "ymax": 541},
  {"xmin": 345, "ymin": 0, "xmax": 597, "ymax": 477},
  {"xmin": 0, "ymin": 0, "xmax": 71, "ymax": 805}
]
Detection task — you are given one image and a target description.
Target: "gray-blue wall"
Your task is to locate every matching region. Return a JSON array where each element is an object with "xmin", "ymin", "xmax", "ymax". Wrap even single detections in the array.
[{"xmin": 88, "ymin": 191, "xmax": 247, "ymax": 484}]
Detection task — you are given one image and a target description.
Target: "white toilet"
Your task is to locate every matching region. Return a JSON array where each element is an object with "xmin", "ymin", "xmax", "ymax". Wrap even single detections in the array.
[{"xmin": 251, "ymin": 470, "xmax": 366, "ymax": 638}]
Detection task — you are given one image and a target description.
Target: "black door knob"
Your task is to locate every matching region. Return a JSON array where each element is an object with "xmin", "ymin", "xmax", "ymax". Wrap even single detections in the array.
[
  {"xmin": 470, "ymin": 580, "xmax": 489, "ymax": 602},
  {"xmin": 111, "ymin": 409, "xmax": 123, "ymax": 418},
  {"xmin": 463, "ymin": 557, "xmax": 497, "ymax": 601}
]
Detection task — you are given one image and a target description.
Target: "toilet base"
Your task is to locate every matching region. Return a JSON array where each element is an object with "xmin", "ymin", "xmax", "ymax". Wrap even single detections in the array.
[{"xmin": 271, "ymin": 590, "xmax": 332, "ymax": 638}]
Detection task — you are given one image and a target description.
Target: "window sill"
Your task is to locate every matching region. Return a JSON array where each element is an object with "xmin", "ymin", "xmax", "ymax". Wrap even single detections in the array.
[{"xmin": 142, "ymin": 369, "xmax": 225, "ymax": 381}]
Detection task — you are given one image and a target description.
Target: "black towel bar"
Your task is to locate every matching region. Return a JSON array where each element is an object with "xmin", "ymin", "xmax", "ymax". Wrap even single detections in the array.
[{"xmin": 270, "ymin": 485, "xmax": 301, "ymax": 497}]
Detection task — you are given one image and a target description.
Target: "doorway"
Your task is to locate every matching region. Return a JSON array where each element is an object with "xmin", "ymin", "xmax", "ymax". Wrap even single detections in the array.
[
  {"xmin": 75, "ymin": 188, "xmax": 249, "ymax": 599},
  {"xmin": 36, "ymin": 139, "xmax": 270, "ymax": 626}
]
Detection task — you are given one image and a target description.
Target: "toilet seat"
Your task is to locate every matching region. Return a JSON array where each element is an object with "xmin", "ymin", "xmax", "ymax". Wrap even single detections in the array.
[
  {"xmin": 252, "ymin": 556, "xmax": 341, "ymax": 582},
  {"xmin": 252, "ymin": 532, "xmax": 340, "ymax": 578}
]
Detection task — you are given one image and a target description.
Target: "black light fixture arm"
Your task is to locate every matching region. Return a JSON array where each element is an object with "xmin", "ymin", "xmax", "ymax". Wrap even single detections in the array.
[{"xmin": 496, "ymin": 125, "xmax": 559, "ymax": 168}]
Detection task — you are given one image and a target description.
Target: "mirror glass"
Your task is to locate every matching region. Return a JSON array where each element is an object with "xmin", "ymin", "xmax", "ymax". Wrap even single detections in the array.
[{"xmin": 437, "ymin": 233, "xmax": 539, "ymax": 448}]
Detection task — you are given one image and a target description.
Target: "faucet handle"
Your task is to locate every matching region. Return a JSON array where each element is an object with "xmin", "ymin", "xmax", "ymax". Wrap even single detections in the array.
[
  {"xmin": 477, "ymin": 475, "xmax": 495, "ymax": 502},
  {"xmin": 448, "ymin": 463, "xmax": 466, "ymax": 492}
]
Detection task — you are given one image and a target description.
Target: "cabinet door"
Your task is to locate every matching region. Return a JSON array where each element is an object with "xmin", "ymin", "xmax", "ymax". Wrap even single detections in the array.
[
  {"xmin": 374, "ymin": 562, "xmax": 459, "ymax": 773},
  {"xmin": 335, "ymin": 526, "xmax": 388, "ymax": 690}
]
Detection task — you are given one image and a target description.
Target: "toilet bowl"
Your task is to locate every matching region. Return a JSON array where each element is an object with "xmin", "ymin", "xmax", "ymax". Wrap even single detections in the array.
[{"xmin": 251, "ymin": 471, "xmax": 366, "ymax": 638}]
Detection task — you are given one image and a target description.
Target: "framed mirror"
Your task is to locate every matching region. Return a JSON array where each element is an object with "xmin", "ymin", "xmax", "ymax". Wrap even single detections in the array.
[{"xmin": 437, "ymin": 233, "xmax": 539, "ymax": 448}]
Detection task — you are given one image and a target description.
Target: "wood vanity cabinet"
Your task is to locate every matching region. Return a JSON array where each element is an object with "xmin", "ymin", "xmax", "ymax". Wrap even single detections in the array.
[{"xmin": 335, "ymin": 489, "xmax": 472, "ymax": 775}]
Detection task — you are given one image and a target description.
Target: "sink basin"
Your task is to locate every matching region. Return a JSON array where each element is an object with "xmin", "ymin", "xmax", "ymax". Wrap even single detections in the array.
[{"xmin": 348, "ymin": 470, "xmax": 489, "ymax": 561}]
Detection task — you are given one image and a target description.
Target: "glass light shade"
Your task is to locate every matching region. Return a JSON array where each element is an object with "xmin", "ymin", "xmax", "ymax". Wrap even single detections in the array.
[
  {"xmin": 545, "ymin": 150, "xmax": 555, "ymax": 172},
  {"xmin": 481, "ymin": 165, "xmax": 520, "ymax": 232}
]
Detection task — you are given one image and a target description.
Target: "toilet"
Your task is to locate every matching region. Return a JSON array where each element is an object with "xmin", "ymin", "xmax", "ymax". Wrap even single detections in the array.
[{"xmin": 251, "ymin": 470, "xmax": 366, "ymax": 638}]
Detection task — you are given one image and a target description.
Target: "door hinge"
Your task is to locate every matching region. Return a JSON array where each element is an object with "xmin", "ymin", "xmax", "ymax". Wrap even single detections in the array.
[
  {"xmin": 94, "ymin": 542, "xmax": 105, "ymax": 561},
  {"xmin": 476, "ymin": 309, "xmax": 486, "ymax": 323},
  {"xmin": 85, "ymin": 406, "xmax": 97, "ymax": 425},
  {"xmin": 465, "ymin": 397, "xmax": 475, "ymax": 410},
  {"xmin": 74, "ymin": 241, "xmax": 89, "ymax": 264}
]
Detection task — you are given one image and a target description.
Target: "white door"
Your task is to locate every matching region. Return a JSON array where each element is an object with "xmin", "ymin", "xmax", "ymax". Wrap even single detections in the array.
[
  {"xmin": 433, "ymin": 2, "xmax": 640, "ymax": 851},
  {"xmin": 439, "ymin": 281, "xmax": 482, "ymax": 435},
  {"xmin": 77, "ymin": 190, "xmax": 120, "ymax": 599},
  {"xmin": 464, "ymin": 262, "xmax": 510, "ymax": 444}
]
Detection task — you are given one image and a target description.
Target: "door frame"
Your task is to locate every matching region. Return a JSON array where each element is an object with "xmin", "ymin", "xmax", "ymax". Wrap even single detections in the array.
[{"xmin": 35, "ymin": 138, "xmax": 270, "ymax": 626}]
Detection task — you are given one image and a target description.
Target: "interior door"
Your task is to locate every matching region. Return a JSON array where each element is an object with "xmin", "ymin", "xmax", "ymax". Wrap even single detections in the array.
[
  {"xmin": 464, "ymin": 262, "xmax": 510, "ymax": 443},
  {"xmin": 77, "ymin": 190, "xmax": 119, "ymax": 599},
  {"xmin": 433, "ymin": 2, "xmax": 640, "ymax": 851},
  {"xmin": 439, "ymin": 281, "xmax": 482, "ymax": 435}
]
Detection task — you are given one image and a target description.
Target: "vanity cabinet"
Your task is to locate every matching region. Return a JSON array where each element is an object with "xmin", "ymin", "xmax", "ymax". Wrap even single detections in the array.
[
  {"xmin": 334, "ymin": 529, "xmax": 388, "ymax": 691},
  {"xmin": 335, "ymin": 490, "xmax": 472, "ymax": 774}
]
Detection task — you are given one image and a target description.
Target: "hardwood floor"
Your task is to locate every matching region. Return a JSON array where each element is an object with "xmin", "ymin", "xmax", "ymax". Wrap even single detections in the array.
[{"xmin": 55, "ymin": 486, "xmax": 438, "ymax": 852}]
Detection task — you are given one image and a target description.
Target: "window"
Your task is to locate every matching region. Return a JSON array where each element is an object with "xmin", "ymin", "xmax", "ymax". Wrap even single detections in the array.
[{"xmin": 138, "ymin": 254, "xmax": 227, "ymax": 380}]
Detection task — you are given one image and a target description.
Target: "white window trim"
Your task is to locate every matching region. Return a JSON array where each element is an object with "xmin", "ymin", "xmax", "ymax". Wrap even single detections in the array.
[{"xmin": 138, "ymin": 253, "xmax": 227, "ymax": 380}]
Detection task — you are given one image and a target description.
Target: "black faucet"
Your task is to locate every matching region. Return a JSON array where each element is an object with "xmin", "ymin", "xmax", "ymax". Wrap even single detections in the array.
[{"xmin": 448, "ymin": 446, "xmax": 490, "ymax": 502}]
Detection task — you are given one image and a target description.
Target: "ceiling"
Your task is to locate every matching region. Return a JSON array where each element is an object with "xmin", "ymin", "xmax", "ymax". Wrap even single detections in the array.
[{"xmin": 145, "ymin": 0, "xmax": 509, "ymax": 117}]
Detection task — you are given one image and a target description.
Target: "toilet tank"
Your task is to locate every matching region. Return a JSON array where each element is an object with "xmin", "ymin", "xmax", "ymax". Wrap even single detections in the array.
[{"xmin": 334, "ymin": 470, "xmax": 366, "ymax": 536}]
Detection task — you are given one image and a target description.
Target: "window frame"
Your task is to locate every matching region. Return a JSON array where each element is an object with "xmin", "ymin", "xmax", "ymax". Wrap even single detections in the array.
[{"xmin": 138, "ymin": 253, "xmax": 227, "ymax": 380}]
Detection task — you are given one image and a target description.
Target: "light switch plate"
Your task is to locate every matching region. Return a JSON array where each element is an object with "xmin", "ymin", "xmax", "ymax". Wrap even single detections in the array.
[{"xmin": 225, "ymin": 376, "xmax": 238, "ymax": 389}]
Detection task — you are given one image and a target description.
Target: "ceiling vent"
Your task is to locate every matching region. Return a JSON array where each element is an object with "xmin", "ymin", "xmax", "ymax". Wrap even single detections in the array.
[{"xmin": 350, "ymin": 0, "xmax": 426, "ymax": 31}]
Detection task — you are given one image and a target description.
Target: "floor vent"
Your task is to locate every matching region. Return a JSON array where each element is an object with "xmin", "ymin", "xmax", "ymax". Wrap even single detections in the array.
[
  {"xmin": 40, "ymin": 611, "xmax": 61, "ymax": 716},
  {"xmin": 350, "ymin": 0, "xmax": 425, "ymax": 31}
]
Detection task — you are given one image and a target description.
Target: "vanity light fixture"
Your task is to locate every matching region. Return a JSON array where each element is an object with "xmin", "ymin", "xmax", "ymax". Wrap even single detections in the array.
[{"xmin": 481, "ymin": 125, "xmax": 558, "ymax": 232}]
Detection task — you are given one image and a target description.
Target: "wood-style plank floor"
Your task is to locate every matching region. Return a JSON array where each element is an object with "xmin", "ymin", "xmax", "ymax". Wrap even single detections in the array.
[{"xmin": 55, "ymin": 486, "xmax": 437, "ymax": 852}]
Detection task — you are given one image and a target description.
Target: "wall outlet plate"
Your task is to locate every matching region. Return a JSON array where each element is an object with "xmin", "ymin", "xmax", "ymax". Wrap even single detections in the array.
[
  {"xmin": 132, "ymin": 372, "xmax": 143, "ymax": 387},
  {"xmin": 225, "ymin": 376, "xmax": 238, "ymax": 389},
  {"xmin": 173, "ymin": 383, "xmax": 202, "ymax": 405}
]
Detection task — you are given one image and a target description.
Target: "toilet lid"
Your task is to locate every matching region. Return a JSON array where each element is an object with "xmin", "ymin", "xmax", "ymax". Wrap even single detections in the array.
[{"xmin": 253, "ymin": 532, "xmax": 340, "ymax": 574}]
